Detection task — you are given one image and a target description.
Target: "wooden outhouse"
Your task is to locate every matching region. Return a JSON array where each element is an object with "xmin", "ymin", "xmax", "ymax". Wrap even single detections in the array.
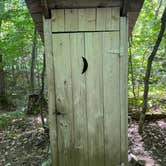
[{"xmin": 26, "ymin": 0, "xmax": 144, "ymax": 165}]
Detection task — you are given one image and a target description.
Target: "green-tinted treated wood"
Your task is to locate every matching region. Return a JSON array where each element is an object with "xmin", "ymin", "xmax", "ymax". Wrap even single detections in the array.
[
  {"xmin": 96, "ymin": 8, "xmax": 107, "ymax": 30},
  {"xmin": 43, "ymin": 18, "xmax": 57, "ymax": 166},
  {"xmin": 50, "ymin": 7, "xmax": 128, "ymax": 166},
  {"xmin": 51, "ymin": 8, "xmax": 120, "ymax": 32},
  {"xmin": 52, "ymin": 9, "xmax": 65, "ymax": 32},
  {"xmin": 69, "ymin": 33, "xmax": 88, "ymax": 166},
  {"xmin": 103, "ymin": 32, "xmax": 120, "ymax": 166},
  {"xmin": 52, "ymin": 34, "xmax": 74, "ymax": 166},
  {"xmin": 120, "ymin": 17, "xmax": 128, "ymax": 165},
  {"xmin": 96, "ymin": 8, "xmax": 120, "ymax": 31},
  {"xmin": 105, "ymin": 7, "xmax": 120, "ymax": 30},
  {"xmin": 65, "ymin": 9, "xmax": 79, "ymax": 31},
  {"xmin": 78, "ymin": 8, "xmax": 96, "ymax": 31},
  {"xmin": 85, "ymin": 32, "xmax": 105, "ymax": 166}
]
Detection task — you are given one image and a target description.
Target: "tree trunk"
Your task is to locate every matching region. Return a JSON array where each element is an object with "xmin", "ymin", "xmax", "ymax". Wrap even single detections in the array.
[
  {"xmin": 39, "ymin": 53, "xmax": 46, "ymax": 128},
  {"xmin": 30, "ymin": 27, "xmax": 37, "ymax": 93},
  {"xmin": 129, "ymin": 38, "xmax": 136, "ymax": 99},
  {"xmin": 139, "ymin": 7, "xmax": 166, "ymax": 133},
  {"xmin": 0, "ymin": 1, "xmax": 6, "ymax": 99},
  {"xmin": 0, "ymin": 55, "xmax": 6, "ymax": 97}
]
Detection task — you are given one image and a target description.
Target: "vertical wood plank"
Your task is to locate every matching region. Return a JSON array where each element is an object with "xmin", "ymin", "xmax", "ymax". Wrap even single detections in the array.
[
  {"xmin": 78, "ymin": 8, "xmax": 96, "ymax": 31},
  {"xmin": 85, "ymin": 32, "xmax": 105, "ymax": 166},
  {"xmin": 52, "ymin": 9, "xmax": 65, "ymax": 32},
  {"xmin": 70, "ymin": 33, "xmax": 88, "ymax": 166},
  {"xmin": 120, "ymin": 17, "xmax": 128, "ymax": 165},
  {"xmin": 52, "ymin": 33, "xmax": 74, "ymax": 166},
  {"xmin": 96, "ymin": 8, "xmax": 120, "ymax": 31},
  {"xmin": 43, "ymin": 18, "xmax": 57, "ymax": 166},
  {"xmin": 96, "ymin": 8, "xmax": 106, "ymax": 31},
  {"xmin": 103, "ymin": 32, "xmax": 120, "ymax": 166},
  {"xmin": 51, "ymin": 8, "xmax": 120, "ymax": 32},
  {"xmin": 65, "ymin": 9, "xmax": 79, "ymax": 31},
  {"xmin": 105, "ymin": 7, "xmax": 120, "ymax": 30}
]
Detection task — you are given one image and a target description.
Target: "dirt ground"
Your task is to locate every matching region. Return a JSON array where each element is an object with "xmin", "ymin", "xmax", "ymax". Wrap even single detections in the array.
[
  {"xmin": 0, "ymin": 113, "xmax": 165, "ymax": 166},
  {"xmin": 128, "ymin": 119, "xmax": 166, "ymax": 166},
  {"xmin": 0, "ymin": 116, "xmax": 49, "ymax": 166}
]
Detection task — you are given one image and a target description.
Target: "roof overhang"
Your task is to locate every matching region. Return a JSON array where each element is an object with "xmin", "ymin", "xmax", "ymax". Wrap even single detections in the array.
[{"xmin": 25, "ymin": 0, "xmax": 144, "ymax": 40}]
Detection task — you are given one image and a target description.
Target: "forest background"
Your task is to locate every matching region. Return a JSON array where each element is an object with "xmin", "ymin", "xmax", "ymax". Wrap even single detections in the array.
[{"xmin": 0, "ymin": 0, "xmax": 166, "ymax": 165}]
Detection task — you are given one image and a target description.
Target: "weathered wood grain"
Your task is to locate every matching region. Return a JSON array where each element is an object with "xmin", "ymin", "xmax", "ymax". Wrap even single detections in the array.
[
  {"xmin": 120, "ymin": 17, "xmax": 128, "ymax": 165},
  {"xmin": 78, "ymin": 8, "xmax": 96, "ymax": 31},
  {"xmin": 105, "ymin": 7, "xmax": 120, "ymax": 30},
  {"xmin": 85, "ymin": 32, "xmax": 105, "ymax": 166},
  {"xmin": 43, "ymin": 18, "xmax": 57, "ymax": 166},
  {"xmin": 96, "ymin": 7, "xmax": 120, "ymax": 30},
  {"xmin": 47, "ymin": 7, "xmax": 128, "ymax": 166},
  {"xmin": 51, "ymin": 8, "xmax": 120, "ymax": 32},
  {"xmin": 52, "ymin": 9, "xmax": 65, "ymax": 32},
  {"xmin": 65, "ymin": 9, "xmax": 79, "ymax": 31},
  {"xmin": 52, "ymin": 33, "xmax": 74, "ymax": 166},
  {"xmin": 70, "ymin": 33, "xmax": 88, "ymax": 166},
  {"xmin": 103, "ymin": 32, "xmax": 121, "ymax": 166}
]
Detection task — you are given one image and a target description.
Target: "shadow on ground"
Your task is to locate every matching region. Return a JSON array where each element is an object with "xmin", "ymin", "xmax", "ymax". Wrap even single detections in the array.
[{"xmin": 141, "ymin": 120, "xmax": 166, "ymax": 165}]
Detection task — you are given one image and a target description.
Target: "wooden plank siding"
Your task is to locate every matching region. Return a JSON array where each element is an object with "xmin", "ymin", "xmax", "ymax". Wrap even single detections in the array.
[
  {"xmin": 43, "ymin": 7, "xmax": 128, "ymax": 166},
  {"xmin": 85, "ymin": 32, "xmax": 105, "ymax": 166},
  {"xmin": 103, "ymin": 32, "xmax": 121, "ymax": 166},
  {"xmin": 43, "ymin": 18, "xmax": 57, "ymax": 166},
  {"xmin": 51, "ymin": 8, "xmax": 120, "ymax": 32},
  {"xmin": 120, "ymin": 17, "xmax": 128, "ymax": 165},
  {"xmin": 69, "ymin": 33, "xmax": 88, "ymax": 166},
  {"xmin": 52, "ymin": 34, "xmax": 74, "ymax": 166}
]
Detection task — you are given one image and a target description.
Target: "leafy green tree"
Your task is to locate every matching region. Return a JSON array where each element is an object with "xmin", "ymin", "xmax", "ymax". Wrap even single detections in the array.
[
  {"xmin": 0, "ymin": 0, "xmax": 43, "ymax": 97},
  {"xmin": 139, "ymin": 7, "xmax": 166, "ymax": 132},
  {"xmin": 129, "ymin": 0, "xmax": 166, "ymax": 100}
]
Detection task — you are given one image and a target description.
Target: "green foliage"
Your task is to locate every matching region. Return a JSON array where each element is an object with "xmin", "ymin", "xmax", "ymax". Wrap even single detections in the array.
[
  {"xmin": 0, "ymin": 0, "xmax": 34, "ymax": 65},
  {"xmin": 129, "ymin": 0, "xmax": 166, "ymax": 100},
  {"xmin": 0, "ymin": 0, "xmax": 44, "ymax": 96},
  {"xmin": 0, "ymin": 111, "xmax": 25, "ymax": 129},
  {"xmin": 0, "ymin": 0, "xmax": 165, "ymax": 114},
  {"xmin": 6, "ymin": 132, "xmax": 14, "ymax": 139}
]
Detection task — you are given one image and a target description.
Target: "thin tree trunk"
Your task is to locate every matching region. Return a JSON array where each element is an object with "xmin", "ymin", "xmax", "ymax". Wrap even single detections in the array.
[
  {"xmin": 155, "ymin": 0, "xmax": 163, "ymax": 19},
  {"xmin": 40, "ymin": 53, "xmax": 46, "ymax": 128},
  {"xmin": 40, "ymin": 54, "xmax": 45, "ymax": 95},
  {"xmin": 0, "ymin": 2, "xmax": 6, "ymax": 97},
  {"xmin": 30, "ymin": 27, "xmax": 37, "ymax": 93},
  {"xmin": 129, "ymin": 39, "xmax": 136, "ymax": 98},
  {"xmin": 0, "ymin": 55, "xmax": 6, "ymax": 97},
  {"xmin": 139, "ymin": 7, "xmax": 166, "ymax": 133},
  {"xmin": 36, "ymin": 62, "xmax": 41, "ymax": 89}
]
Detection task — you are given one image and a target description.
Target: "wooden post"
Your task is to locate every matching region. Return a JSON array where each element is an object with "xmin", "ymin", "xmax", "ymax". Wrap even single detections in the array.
[
  {"xmin": 120, "ymin": 17, "xmax": 128, "ymax": 165},
  {"xmin": 43, "ymin": 18, "xmax": 58, "ymax": 166}
]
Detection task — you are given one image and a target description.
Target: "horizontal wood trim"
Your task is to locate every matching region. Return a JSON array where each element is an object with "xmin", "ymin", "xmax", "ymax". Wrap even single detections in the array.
[
  {"xmin": 51, "ymin": 8, "xmax": 120, "ymax": 32},
  {"xmin": 52, "ymin": 30, "xmax": 119, "ymax": 34}
]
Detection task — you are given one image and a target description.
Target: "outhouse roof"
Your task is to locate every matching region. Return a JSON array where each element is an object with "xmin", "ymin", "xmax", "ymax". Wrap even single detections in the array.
[{"xmin": 25, "ymin": 0, "xmax": 145, "ymax": 39}]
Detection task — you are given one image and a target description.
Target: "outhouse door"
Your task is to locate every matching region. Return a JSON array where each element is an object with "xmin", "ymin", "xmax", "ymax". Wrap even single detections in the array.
[{"xmin": 44, "ymin": 7, "xmax": 128, "ymax": 166}]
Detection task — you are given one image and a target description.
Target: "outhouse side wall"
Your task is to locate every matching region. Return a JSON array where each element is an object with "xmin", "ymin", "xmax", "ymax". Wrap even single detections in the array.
[
  {"xmin": 43, "ymin": 19, "xmax": 58, "ymax": 165},
  {"xmin": 119, "ymin": 17, "xmax": 128, "ymax": 164}
]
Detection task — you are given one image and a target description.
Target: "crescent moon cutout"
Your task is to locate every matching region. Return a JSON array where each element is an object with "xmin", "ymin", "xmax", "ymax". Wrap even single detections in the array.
[{"xmin": 82, "ymin": 57, "xmax": 88, "ymax": 74}]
